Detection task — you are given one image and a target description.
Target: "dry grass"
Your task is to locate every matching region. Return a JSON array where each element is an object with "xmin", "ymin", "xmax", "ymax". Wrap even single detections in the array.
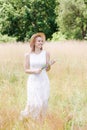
[{"xmin": 0, "ymin": 40, "xmax": 87, "ymax": 130}]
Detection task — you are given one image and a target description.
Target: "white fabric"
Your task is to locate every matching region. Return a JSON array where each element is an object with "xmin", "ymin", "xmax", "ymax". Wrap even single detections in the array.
[{"xmin": 20, "ymin": 50, "xmax": 50, "ymax": 120}]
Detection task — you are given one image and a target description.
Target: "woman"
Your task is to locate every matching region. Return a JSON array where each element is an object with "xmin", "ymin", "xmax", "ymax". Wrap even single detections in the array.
[{"xmin": 20, "ymin": 32, "xmax": 53, "ymax": 122}]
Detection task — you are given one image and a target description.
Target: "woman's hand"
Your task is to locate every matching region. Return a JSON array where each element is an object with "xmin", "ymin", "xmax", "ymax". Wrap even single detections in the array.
[
  {"xmin": 46, "ymin": 60, "xmax": 56, "ymax": 71},
  {"xmin": 46, "ymin": 64, "xmax": 51, "ymax": 71},
  {"xmin": 34, "ymin": 68, "xmax": 42, "ymax": 74}
]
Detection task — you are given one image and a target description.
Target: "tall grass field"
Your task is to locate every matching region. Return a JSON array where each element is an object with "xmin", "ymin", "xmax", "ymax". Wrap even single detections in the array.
[{"xmin": 0, "ymin": 41, "xmax": 87, "ymax": 130}]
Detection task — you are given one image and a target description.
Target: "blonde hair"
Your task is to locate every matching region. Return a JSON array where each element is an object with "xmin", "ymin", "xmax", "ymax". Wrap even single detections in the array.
[
  {"xmin": 31, "ymin": 35, "xmax": 43, "ymax": 52},
  {"xmin": 29, "ymin": 32, "xmax": 46, "ymax": 52}
]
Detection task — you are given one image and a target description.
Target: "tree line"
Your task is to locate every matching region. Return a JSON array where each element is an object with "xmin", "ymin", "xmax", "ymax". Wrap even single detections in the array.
[{"xmin": 0, "ymin": 0, "xmax": 87, "ymax": 42}]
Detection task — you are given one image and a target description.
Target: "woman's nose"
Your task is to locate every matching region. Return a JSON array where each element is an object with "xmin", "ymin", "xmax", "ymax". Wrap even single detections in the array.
[{"xmin": 41, "ymin": 43, "xmax": 43, "ymax": 45}]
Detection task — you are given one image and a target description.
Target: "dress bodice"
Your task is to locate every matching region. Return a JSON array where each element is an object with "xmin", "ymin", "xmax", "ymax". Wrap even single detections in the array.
[{"xmin": 30, "ymin": 50, "xmax": 46, "ymax": 69}]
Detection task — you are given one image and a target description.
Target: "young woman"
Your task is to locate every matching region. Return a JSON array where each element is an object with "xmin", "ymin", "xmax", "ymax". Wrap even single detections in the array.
[{"xmin": 20, "ymin": 32, "xmax": 54, "ymax": 122}]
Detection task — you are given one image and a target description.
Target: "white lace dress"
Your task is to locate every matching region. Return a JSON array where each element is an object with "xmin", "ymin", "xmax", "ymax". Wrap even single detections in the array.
[{"xmin": 20, "ymin": 50, "xmax": 50, "ymax": 120}]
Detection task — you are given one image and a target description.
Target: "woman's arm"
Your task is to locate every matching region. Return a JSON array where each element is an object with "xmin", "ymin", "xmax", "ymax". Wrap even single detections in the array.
[
  {"xmin": 24, "ymin": 53, "xmax": 42, "ymax": 74},
  {"xmin": 46, "ymin": 51, "xmax": 51, "ymax": 71}
]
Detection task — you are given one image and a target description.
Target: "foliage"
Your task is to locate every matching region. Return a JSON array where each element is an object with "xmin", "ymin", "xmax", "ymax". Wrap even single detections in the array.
[
  {"xmin": 0, "ymin": 0, "xmax": 57, "ymax": 41},
  {"xmin": 55, "ymin": 0, "xmax": 87, "ymax": 39},
  {"xmin": 52, "ymin": 31, "xmax": 67, "ymax": 41},
  {"xmin": 0, "ymin": 0, "xmax": 87, "ymax": 41},
  {"xmin": 0, "ymin": 33, "xmax": 16, "ymax": 43}
]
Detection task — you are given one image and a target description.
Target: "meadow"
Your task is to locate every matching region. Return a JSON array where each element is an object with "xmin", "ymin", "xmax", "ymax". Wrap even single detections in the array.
[{"xmin": 0, "ymin": 41, "xmax": 87, "ymax": 130}]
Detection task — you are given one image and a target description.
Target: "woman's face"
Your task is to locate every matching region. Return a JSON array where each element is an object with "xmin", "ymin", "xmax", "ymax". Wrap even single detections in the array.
[{"xmin": 35, "ymin": 36, "xmax": 43, "ymax": 49}]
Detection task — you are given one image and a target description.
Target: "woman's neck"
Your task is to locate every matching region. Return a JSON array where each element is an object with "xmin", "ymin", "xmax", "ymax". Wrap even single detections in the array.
[{"xmin": 35, "ymin": 48, "xmax": 42, "ymax": 54}]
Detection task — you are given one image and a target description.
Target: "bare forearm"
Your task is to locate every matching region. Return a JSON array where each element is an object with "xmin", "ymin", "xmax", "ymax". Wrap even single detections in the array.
[
  {"xmin": 25, "ymin": 68, "xmax": 42, "ymax": 74},
  {"xmin": 25, "ymin": 69, "xmax": 36, "ymax": 74}
]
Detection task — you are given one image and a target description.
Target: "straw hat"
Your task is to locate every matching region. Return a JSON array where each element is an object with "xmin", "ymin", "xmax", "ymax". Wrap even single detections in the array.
[{"xmin": 29, "ymin": 32, "xmax": 46, "ymax": 48}]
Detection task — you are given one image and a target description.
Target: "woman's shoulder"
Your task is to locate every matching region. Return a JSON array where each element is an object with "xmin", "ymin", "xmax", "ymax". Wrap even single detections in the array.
[
  {"xmin": 45, "ymin": 50, "xmax": 50, "ymax": 57},
  {"xmin": 24, "ymin": 52, "xmax": 30, "ymax": 58}
]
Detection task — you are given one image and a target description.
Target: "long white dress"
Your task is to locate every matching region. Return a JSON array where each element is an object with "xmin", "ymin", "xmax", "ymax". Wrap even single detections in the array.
[{"xmin": 20, "ymin": 50, "xmax": 50, "ymax": 120}]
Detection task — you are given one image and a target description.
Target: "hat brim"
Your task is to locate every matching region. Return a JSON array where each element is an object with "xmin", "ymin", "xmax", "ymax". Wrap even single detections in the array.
[{"xmin": 29, "ymin": 32, "xmax": 46, "ymax": 48}]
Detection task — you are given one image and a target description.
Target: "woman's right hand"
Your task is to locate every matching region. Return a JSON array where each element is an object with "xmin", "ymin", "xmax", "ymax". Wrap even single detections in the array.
[{"xmin": 34, "ymin": 68, "xmax": 42, "ymax": 74}]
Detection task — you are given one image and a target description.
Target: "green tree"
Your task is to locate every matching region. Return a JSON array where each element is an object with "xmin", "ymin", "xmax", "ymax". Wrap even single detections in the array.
[
  {"xmin": 55, "ymin": 0, "xmax": 87, "ymax": 39},
  {"xmin": 0, "ymin": 0, "xmax": 57, "ymax": 41}
]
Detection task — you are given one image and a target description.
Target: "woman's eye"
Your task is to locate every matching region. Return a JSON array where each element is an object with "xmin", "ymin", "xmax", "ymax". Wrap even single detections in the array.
[
  {"xmin": 37, "ymin": 40, "xmax": 43, "ymax": 42},
  {"xmin": 38, "ymin": 40, "xmax": 42, "ymax": 42}
]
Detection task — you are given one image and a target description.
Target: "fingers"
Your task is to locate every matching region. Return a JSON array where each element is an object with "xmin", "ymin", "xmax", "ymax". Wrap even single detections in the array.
[{"xmin": 37, "ymin": 68, "xmax": 42, "ymax": 74}]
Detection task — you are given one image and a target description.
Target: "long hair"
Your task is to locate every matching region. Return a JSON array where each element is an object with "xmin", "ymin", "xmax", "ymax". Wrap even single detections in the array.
[{"xmin": 31, "ymin": 35, "xmax": 43, "ymax": 52}]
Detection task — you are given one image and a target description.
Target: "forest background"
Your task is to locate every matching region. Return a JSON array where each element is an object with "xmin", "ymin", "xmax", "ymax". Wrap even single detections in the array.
[{"xmin": 0, "ymin": 0, "xmax": 87, "ymax": 42}]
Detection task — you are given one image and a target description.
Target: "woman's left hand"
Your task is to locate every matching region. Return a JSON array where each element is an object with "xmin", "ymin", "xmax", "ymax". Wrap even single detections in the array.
[
  {"xmin": 46, "ymin": 59, "xmax": 56, "ymax": 71},
  {"xmin": 46, "ymin": 65, "xmax": 51, "ymax": 71}
]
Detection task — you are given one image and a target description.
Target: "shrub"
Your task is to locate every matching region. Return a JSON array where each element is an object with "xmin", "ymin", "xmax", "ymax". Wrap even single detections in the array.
[
  {"xmin": 52, "ymin": 31, "xmax": 67, "ymax": 41},
  {"xmin": 0, "ymin": 34, "xmax": 16, "ymax": 43}
]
